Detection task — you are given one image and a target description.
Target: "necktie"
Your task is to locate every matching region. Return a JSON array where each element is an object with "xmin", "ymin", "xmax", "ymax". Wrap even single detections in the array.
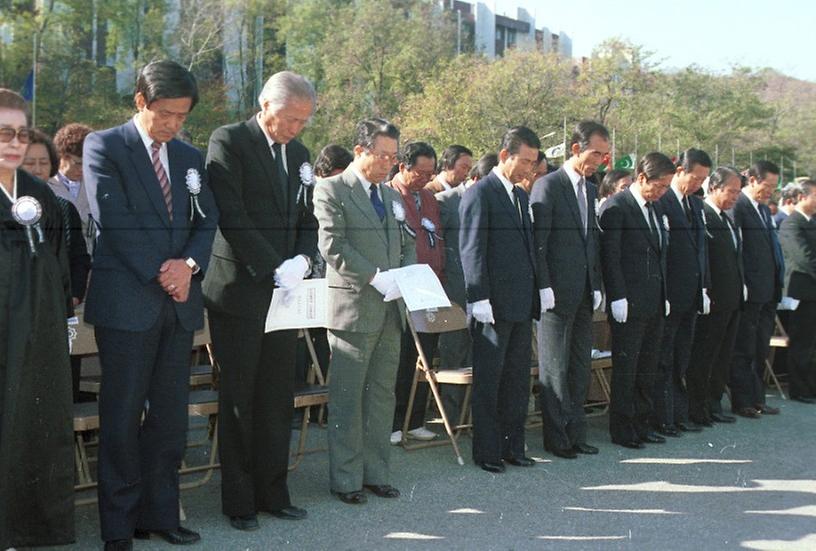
[
  {"xmin": 151, "ymin": 141, "xmax": 172, "ymax": 221},
  {"xmin": 412, "ymin": 191, "xmax": 421, "ymax": 212},
  {"xmin": 576, "ymin": 177, "xmax": 588, "ymax": 235},
  {"xmin": 370, "ymin": 184, "xmax": 386, "ymax": 222},
  {"xmin": 721, "ymin": 211, "xmax": 738, "ymax": 250},
  {"xmin": 272, "ymin": 142, "xmax": 289, "ymax": 204},
  {"xmin": 646, "ymin": 202, "xmax": 659, "ymax": 248},
  {"xmin": 683, "ymin": 196, "xmax": 692, "ymax": 223},
  {"xmin": 513, "ymin": 188, "xmax": 523, "ymax": 221}
]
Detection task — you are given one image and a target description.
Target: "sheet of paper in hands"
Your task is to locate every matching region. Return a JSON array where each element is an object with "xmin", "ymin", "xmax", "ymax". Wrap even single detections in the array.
[
  {"xmin": 265, "ymin": 278, "xmax": 329, "ymax": 333},
  {"xmin": 391, "ymin": 263, "xmax": 452, "ymax": 312}
]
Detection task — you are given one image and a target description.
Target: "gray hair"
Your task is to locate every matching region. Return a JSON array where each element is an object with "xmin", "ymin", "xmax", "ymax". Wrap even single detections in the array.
[{"xmin": 257, "ymin": 71, "xmax": 317, "ymax": 112}]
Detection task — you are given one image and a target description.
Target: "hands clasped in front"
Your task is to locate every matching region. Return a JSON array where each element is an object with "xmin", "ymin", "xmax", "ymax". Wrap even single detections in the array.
[{"xmin": 158, "ymin": 259, "xmax": 192, "ymax": 302}]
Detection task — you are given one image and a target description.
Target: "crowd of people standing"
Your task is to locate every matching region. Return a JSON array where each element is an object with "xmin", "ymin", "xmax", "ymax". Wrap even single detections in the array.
[{"xmin": 1, "ymin": 60, "xmax": 815, "ymax": 550}]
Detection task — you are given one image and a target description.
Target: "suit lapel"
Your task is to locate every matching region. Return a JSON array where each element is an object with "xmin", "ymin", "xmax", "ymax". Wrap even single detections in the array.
[
  {"xmin": 344, "ymin": 169, "xmax": 388, "ymax": 247},
  {"xmin": 488, "ymin": 174, "xmax": 522, "ymax": 232},
  {"xmin": 123, "ymin": 120, "xmax": 171, "ymax": 228},
  {"xmin": 623, "ymin": 189, "xmax": 660, "ymax": 253},
  {"xmin": 247, "ymin": 117, "xmax": 287, "ymax": 219},
  {"xmin": 557, "ymin": 169, "xmax": 585, "ymax": 239},
  {"xmin": 167, "ymin": 139, "xmax": 190, "ymax": 234}
]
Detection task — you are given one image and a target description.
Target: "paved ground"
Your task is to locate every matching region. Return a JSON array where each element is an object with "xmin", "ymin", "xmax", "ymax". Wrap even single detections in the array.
[{"xmin": 56, "ymin": 393, "xmax": 816, "ymax": 551}]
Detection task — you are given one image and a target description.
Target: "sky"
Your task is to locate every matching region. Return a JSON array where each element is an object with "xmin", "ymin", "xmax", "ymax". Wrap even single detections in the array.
[{"xmin": 496, "ymin": 0, "xmax": 816, "ymax": 82}]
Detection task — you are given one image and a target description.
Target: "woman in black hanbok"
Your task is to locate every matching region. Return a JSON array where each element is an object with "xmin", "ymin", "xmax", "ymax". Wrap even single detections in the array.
[{"xmin": 0, "ymin": 88, "xmax": 74, "ymax": 548}]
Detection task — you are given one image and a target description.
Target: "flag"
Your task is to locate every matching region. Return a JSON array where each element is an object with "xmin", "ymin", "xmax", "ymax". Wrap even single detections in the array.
[
  {"xmin": 544, "ymin": 142, "xmax": 565, "ymax": 159},
  {"xmin": 614, "ymin": 154, "xmax": 636, "ymax": 171},
  {"xmin": 20, "ymin": 70, "xmax": 34, "ymax": 102}
]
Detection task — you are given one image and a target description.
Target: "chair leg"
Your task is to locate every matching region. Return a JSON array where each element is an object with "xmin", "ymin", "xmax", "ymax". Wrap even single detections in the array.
[{"xmin": 289, "ymin": 406, "xmax": 312, "ymax": 471}]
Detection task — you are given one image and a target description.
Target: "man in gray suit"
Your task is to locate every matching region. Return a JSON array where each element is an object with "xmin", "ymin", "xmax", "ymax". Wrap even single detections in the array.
[{"xmin": 313, "ymin": 118, "xmax": 416, "ymax": 505}]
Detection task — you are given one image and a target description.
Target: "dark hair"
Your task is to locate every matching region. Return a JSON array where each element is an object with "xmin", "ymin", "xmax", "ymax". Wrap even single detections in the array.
[
  {"xmin": 748, "ymin": 160, "xmax": 780, "ymax": 181},
  {"xmin": 53, "ymin": 123, "xmax": 93, "ymax": 158},
  {"xmin": 708, "ymin": 166, "xmax": 741, "ymax": 191},
  {"xmin": 569, "ymin": 120, "xmax": 609, "ymax": 154},
  {"xmin": 500, "ymin": 126, "xmax": 541, "ymax": 155},
  {"xmin": 135, "ymin": 60, "xmax": 199, "ymax": 110},
  {"xmin": 636, "ymin": 152, "xmax": 675, "ymax": 181},
  {"xmin": 438, "ymin": 144, "xmax": 473, "ymax": 171},
  {"xmin": 471, "ymin": 153, "xmax": 499, "ymax": 180},
  {"xmin": 599, "ymin": 169, "xmax": 631, "ymax": 199},
  {"xmin": 780, "ymin": 182, "xmax": 803, "ymax": 202},
  {"xmin": 400, "ymin": 141, "xmax": 437, "ymax": 169},
  {"xmin": 314, "ymin": 144, "xmax": 353, "ymax": 178},
  {"xmin": 537, "ymin": 150, "xmax": 547, "ymax": 163},
  {"xmin": 0, "ymin": 88, "xmax": 29, "ymax": 123},
  {"xmin": 353, "ymin": 117, "xmax": 400, "ymax": 149},
  {"xmin": 799, "ymin": 179, "xmax": 816, "ymax": 197},
  {"xmin": 26, "ymin": 128, "xmax": 59, "ymax": 178},
  {"xmin": 677, "ymin": 148, "xmax": 712, "ymax": 171}
]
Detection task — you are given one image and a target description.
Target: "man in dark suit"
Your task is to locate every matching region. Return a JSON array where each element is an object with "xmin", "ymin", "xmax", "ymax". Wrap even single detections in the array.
[
  {"xmin": 778, "ymin": 179, "xmax": 816, "ymax": 402},
  {"xmin": 687, "ymin": 167, "xmax": 744, "ymax": 425},
  {"xmin": 530, "ymin": 120, "xmax": 606, "ymax": 459},
  {"xmin": 83, "ymin": 61, "xmax": 218, "ymax": 551},
  {"xmin": 729, "ymin": 161, "xmax": 784, "ymax": 418},
  {"xmin": 459, "ymin": 126, "xmax": 540, "ymax": 472},
  {"xmin": 202, "ymin": 71, "xmax": 318, "ymax": 530},
  {"xmin": 652, "ymin": 149, "xmax": 712, "ymax": 436},
  {"xmin": 599, "ymin": 152, "xmax": 675, "ymax": 449}
]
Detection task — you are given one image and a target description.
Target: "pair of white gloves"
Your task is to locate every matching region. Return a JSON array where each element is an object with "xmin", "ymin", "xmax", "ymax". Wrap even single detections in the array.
[
  {"xmin": 609, "ymin": 287, "xmax": 724, "ymax": 324},
  {"xmin": 466, "ymin": 288, "xmax": 603, "ymax": 326},
  {"xmin": 370, "ymin": 269, "xmax": 403, "ymax": 301},
  {"xmin": 274, "ymin": 255, "xmax": 311, "ymax": 291}
]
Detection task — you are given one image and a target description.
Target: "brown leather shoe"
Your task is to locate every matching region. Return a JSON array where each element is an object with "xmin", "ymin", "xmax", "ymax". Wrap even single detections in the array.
[
  {"xmin": 755, "ymin": 404, "xmax": 780, "ymax": 415},
  {"xmin": 734, "ymin": 407, "xmax": 761, "ymax": 419}
]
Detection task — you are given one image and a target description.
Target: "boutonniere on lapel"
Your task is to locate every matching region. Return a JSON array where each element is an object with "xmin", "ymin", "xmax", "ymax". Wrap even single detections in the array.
[
  {"xmin": 701, "ymin": 209, "xmax": 714, "ymax": 239},
  {"xmin": 297, "ymin": 162, "xmax": 315, "ymax": 207},
  {"xmin": 11, "ymin": 196, "xmax": 45, "ymax": 254},
  {"xmin": 185, "ymin": 169, "xmax": 207, "ymax": 221},
  {"xmin": 392, "ymin": 201, "xmax": 415, "ymax": 248},
  {"xmin": 662, "ymin": 214, "xmax": 670, "ymax": 232},
  {"xmin": 594, "ymin": 198, "xmax": 600, "ymax": 217},
  {"xmin": 528, "ymin": 203, "xmax": 534, "ymax": 223},
  {"xmin": 420, "ymin": 217, "xmax": 442, "ymax": 248}
]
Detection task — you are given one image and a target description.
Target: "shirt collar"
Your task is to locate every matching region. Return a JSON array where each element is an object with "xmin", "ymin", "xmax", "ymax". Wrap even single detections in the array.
[
  {"xmin": 742, "ymin": 187, "xmax": 761, "ymax": 211},
  {"xmin": 58, "ymin": 171, "xmax": 80, "ymax": 188},
  {"xmin": 351, "ymin": 165, "xmax": 373, "ymax": 190},
  {"xmin": 255, "ymin": 112, "xmax": 286, "ymax": 157},
  {"xmin": 563, "ymin": 162, "xmax": 583, "ymax": 188},
  {"xmin": 796, "ymin": 206, "xmax": 812, "ymax": 222},
  {"xmin": 629, "ymin": 183, "xmax": 649, "ymax": 210},
  {"xmin": 0, "ymin": 170, "xmax": 17, "ymax": 202},
  {"xmin": 671, "ymin": 184, "xmax": 685, "ymax": 204},
  {"xmin": 133, "ymin": 114, "xmax": 160, "ymax": 152},
  {"xmin": 436, "ymin": 174, "xmax": 452, "ymax": 191},
  {"xmin": 491, "ymin": 166, "xmax": 514, "ymax": 195},
  {"xmin": 705, "ymin": 197, "xmax": 723, "ymax": 216}
]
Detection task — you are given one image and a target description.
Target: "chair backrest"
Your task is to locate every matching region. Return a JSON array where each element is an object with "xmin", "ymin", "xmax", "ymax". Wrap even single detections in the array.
[{"xmin": 407, "ymin": 304, "xmax": 468, "ymax": 334}]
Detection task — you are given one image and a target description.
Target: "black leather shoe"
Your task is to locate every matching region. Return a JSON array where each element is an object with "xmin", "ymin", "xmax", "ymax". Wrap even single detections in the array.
[
  {"xmin": 755, "ymin": 404, "xmax": 780, "ymax": 415},
  {"xmin": 734, "ymin": 407, "xmax": 761, "ymax": 418},
  {"xmin": 791, "ymin": 395, "xmax": 816, "ymax": 404},
  {"xmin": 331, "ymin": 489, "xmax": 367, "ymax": 504},
  {"xmin": 363, "ymin": 484, "xmax": 400, "ymax": 498},
  {"xmin": 689, "ymin": 416, "xmax": 713, "ymax": 427},
  {"xmin": 271, "ymin": 505, "xmax": 307, "ymax": 520},
  {"xmin": 641, "ymin": 432, "xmax": 666, "ymax": 444},
  {"xmin": 711, "ymin": 412, "xmax": 736, "ymax": 423},
  {"xmin": 105, "ymin": 540, "xmax": 133, "ymax": 551},
  {"xmin": 504, "ymin": 456, "xmax": 536, "ymax": 466},
  {"xmin": 573, "ymin": 443, "xmax": 599, "ymax": 455},
  {"xmin": 478, "ymin": 461, "xmax": 506, "ymax": 473},
  {"xmin": 134, "ymin": 526, "xmax": 200, "ymax": 545},
  {"xmin": 229, "ymin": 514, "xmax": 259, "ymax": 531},
  {"xmin": 549, "ymin": 447, "xmax": 578, "ymax": 459},
  {"xmin": 676, "ymin": 421, "xmax": 703, "ymax": 432},
  {"xmin": 655, "ymin": 424, "xmax": 682, "ymax": 437},
  {"xmin": 612, "ymin": 439, "xmax": 644, "ymax": 449}
]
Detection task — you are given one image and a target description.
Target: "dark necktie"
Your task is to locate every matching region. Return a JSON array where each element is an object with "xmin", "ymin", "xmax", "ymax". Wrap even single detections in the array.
[
  {"xmin": 646, "ymin": 202, "xmax": 659, "ymax": 247},
  {"xmin": 370, "ymin": 184, "xmax": 386, "ymax": 222},
  {"xmin": 150, "ymin": 142, "xmax": 172, "ymax": 221},
  {"xmin": 683, "ymin": 196, "xmax": 692, "ymax": 223},
  {"xmin": 720, "ymin": 211, "xmax": 738, "ymax": 250},
  {"xmin": 577, "ymin": 177, "xmax": 588, "ymax": 235},
  {"xmin": 412, "ymin": 191, "xmax": 421, "ymax": 212},
  {"xmin": 271, "ymin": 142, "xmax": 289, "ymax": 204}
]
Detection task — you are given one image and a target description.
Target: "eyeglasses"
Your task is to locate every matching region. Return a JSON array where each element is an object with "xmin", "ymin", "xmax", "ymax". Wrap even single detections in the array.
[
  {"xmin": 0, "ymin": 127, "xmax": 31, "ymax": 144},
  {"xmin": 365, "ymin": 148, "xmax": 398, "ymax": 164}
]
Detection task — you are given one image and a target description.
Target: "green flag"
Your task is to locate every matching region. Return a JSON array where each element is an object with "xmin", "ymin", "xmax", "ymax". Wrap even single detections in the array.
[{"xmin": 614, "ymin": 154, "xmax": 636, "ymax": 171}]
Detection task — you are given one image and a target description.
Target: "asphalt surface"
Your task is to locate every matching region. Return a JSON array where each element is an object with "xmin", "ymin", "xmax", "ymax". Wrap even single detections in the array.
[{"xmin": 56, "ymin": 393, "xmax": 816, "ymax": 551}]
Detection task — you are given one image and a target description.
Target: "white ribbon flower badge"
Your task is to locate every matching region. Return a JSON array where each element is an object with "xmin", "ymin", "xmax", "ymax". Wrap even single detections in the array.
[
  {"xmin": 297, "ymin": 162, "xmax": 315, "ymax": 206},
  {"xmin": 662, "ymin": 214, "xmax": 670, "ymax": 232},
  {"xmin": 186, "ymin": 169, "xmax": 207, "ymax": 221},
  {"xmin": 420, "ymin": 217, "xmax": 442, "ymax": 248},
  {"xmin": 11, "ymin": 195, "xmax": 45, "ymax": 255},
  {"xmin": 392, "ymin": 201, "xmax": 415, "ymax": 248}
]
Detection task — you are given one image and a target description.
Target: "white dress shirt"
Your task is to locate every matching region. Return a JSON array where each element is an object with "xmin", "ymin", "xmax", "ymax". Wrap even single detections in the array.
[
  {"xmin": 706, "ymin": 198, "xmax": 738, "ymax": 249},
  {"xmin": 742, "ymin": 188, "xmax": 767, "ymax": 226},
  {"xmin": 133, "ymin": 115, "xmax": 171, "ymax": 184},
  {"xmin": 630, "ymin": 184, "xmax": 661, "ymax": 248},
  {"xmin": 256, "ymin": 113, "xmax": 289, "ymax": 174}
]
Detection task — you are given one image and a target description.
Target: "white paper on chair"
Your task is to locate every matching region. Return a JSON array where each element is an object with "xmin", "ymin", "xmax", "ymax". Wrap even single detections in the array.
[
  {"xmin": 265, "ymin": 279, "xmax": 329, "ymax": 332},
  {"xmin": 390, "ymin": 263, "xmax": 451, "ymax": 312}
]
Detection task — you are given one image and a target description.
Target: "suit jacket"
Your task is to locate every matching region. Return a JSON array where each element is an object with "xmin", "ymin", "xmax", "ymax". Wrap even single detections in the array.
[
  {"xmin": 459, "ymin": 171, "xmax": 538, "ymax": 322},
  {"xmin": 702, "ymin": 202, "xmax": 744, "ymax": 313},
  {"xmin": 48, "ymin": 174, "xmax": 92, "ymax": 236},
  {"xmin": 435, "ymin": 184, "xmax": 468, "ymax": 308},
  {"xmin": 658, "ymin": 189, "xmax": 708, "ymax": 313},
  {"xmin": 732, "ymin": 192, "xmax": 783, "ymax": 304},
  {"xmin": 202, "ymin": 116, "xmax": 318, "ymax": 320},
  {"xmin": 530, "ymin": 167, "xmax": 601, "ymax": 314},
  {"xmin": 599, "ymin": 188, "xmax": 668, "ymax": 320},
  {"xmin": 82, "ymin": 120, "xmax": 218, "ymax": 332},
  {"xmin": 779, "ymin": 210, "xmax": 816, "ymax": 301},
  {"xmin": 313, "ymin": 166, "xmax": 416, "ymax": 333}
]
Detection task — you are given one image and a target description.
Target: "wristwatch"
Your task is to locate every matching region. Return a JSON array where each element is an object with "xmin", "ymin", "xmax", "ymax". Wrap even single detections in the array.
[{"xmin": 185, "ymin": 257, "xmax": 200, "ymax": 275}]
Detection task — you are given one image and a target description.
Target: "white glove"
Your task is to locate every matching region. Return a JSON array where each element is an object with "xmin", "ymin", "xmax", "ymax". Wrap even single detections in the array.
[
  {"xmin": 539, "ymin": 287, "xmax": 555, "ymax": 313},
  {"xmin": 743, "ymin": 285, "xmax": 748, "ymax": 302},
  {"xmin": 370, "ymin": 269, "xmax": 396, "ymax": 296},
  {"xmin": 470, "ymin": 299, "xmax": 495, "ymax": 324},
  {"xmin": 593, "ymin": 291, "xmax": 603, "ymax": 311},
  {"xmin": 610, "ymin": 298, "xmax": 628, "ymax": 323},
  {"xmin": 274, "ymin": 255, "xmax": 310, "ymax": 290},
  {"xmin": 778, "ymin": 297, "xmax": 800, "ymax": 311},
  {"xmin": 665, "ymin": 300, "xmax": 671, "ymax": 317},
  {"xmin": 700, "ymin": 288, "xmax": 711, "ymax": 315}
]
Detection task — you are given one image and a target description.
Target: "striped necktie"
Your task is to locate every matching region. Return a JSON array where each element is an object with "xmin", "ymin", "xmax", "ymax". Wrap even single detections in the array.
[{"xmin": 151, "ymin": 141, "xmax": 173, "ymax": 220}]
